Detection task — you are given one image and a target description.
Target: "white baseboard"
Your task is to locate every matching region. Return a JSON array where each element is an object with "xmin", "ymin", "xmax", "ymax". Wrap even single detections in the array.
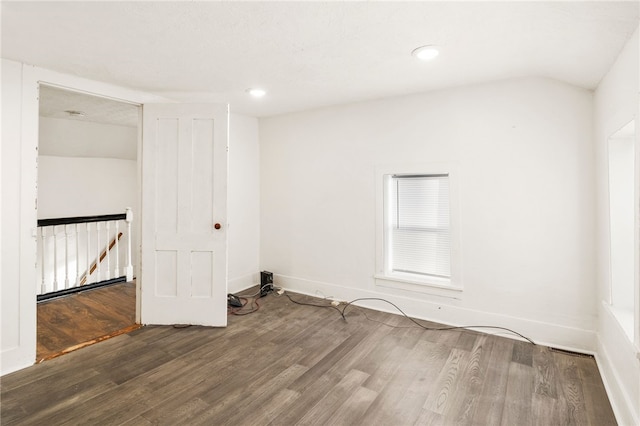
[
  {"xmin": 275, "ymin": 273, "xmax": 597, "ymax": 352},
  {"xmin": 595, "ymin": 304, "xmax": 640, "ymax": 426},
  {"xmin": 1, "ymin": 347, "xmax": 36, "ymax": 376},
  {"xmin": 228, "ymin": 272, "xmax": 259, "ymax": 294},
  {"xmin": 595, "ymin": 341, "xmax": 639, "ymax": 426}
]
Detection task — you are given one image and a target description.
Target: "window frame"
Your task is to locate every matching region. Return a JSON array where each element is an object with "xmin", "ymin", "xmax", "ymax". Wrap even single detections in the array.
[{"xmin": 375, "ymin": 163, "xmax": 462, "ymax": 295}]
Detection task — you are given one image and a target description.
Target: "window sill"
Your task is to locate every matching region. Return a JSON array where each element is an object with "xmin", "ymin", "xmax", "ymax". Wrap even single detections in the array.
[{"xmin": 374, "ymin": 274, "xmax": 463, "ymax": 298}]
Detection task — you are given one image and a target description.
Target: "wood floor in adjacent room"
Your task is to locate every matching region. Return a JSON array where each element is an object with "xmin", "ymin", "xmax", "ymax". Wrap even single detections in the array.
[
  {"xmin": 2, "ymin": 290, "xmax": 616, "ymax": 425},
  {"xmin": 36, "ymin": 281, "xmax": 138, "ymax": 361}
]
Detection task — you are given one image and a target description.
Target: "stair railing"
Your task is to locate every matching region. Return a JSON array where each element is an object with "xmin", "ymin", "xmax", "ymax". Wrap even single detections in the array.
[
  {"xmin": 78, "ymin": 232, "xmax": 123, "ymax": 286},
  {"xmin": 37, "ymin": 208, "xmax": 133, "ymax": 301}
]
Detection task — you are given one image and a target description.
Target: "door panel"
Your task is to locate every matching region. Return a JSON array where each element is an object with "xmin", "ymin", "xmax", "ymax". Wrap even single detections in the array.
[{"xmin": 141, "ymin": 103, "xmax": 228, "ymax": 326}]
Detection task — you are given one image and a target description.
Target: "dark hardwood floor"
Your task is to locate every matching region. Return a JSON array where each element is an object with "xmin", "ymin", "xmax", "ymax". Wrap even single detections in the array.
[
  {"xmin": 3, "ymin": 289, "xmax": 616, "ymax": 425},
  {"xmin": 37, "ymin": 281, "xmax": 138, "ymax": 361}
]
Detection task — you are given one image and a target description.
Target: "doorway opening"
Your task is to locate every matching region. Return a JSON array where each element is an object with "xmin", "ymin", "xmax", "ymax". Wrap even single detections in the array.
[{"xmin": 36, "ymin": 85, "xmax": 141, "ymax": 361}]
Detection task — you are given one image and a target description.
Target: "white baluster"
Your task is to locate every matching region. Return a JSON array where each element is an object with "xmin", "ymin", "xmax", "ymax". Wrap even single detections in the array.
[
  {"xmin": 125, "ymin": 208, "xmax": 133, "ymax": 282},
  {"xmin": 115, "ymin": 220, "xmax": 120, "ymax": 278},
  {"xmin": 52, "ymin": 225, "xmax": 58, "ymax": 291},
  {"xmin": 96, "ymin": 221, "xmax": 101, "ymax": 282},
  {"xmin": 75, "ymin": 223, "xmax": 80, "ymax": 286},
  {"xmin": 106, "ymin": 221, "xmax": 111, "ymax": 280},
  {"xmin": 86, "ymin": 222, "xmax": 91, "ymax": 285},
  {"xmin": 64, "ymin": 224, "xmax": 69, "ymax": 289},
  {"xmin": 40, "ymin": 227, "xmax": 46, "ymax": 294}
]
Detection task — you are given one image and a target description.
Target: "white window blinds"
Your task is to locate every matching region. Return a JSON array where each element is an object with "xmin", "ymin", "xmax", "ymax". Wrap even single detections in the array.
[{"xmin": 389, "ymin": 174, "xmax": 450, "ymax": 278}]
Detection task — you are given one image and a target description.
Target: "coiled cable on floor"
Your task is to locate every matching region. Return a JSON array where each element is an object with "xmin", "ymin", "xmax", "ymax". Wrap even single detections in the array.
[{"xmin": 284, "ymin": 293, "xmax": 535, "ymax": 345}]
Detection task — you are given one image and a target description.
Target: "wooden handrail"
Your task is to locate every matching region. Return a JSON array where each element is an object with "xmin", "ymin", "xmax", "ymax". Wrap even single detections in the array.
[{"xmin": 79, "ymin": 232, "xmax": 123, "ymax": 286}]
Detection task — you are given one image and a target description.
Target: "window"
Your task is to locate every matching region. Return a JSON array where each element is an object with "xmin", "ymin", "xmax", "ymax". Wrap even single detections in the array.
[
  {"xmin": 375, "ymin": 164, "xmax": 461, "ymax": 293},
  {"xmin": 607, "ymin": 119, "xmax": 636, "ymax": 343},
  {"xmin": 388, "ymin": 174, "xmax": 450, "ymax": 278}
]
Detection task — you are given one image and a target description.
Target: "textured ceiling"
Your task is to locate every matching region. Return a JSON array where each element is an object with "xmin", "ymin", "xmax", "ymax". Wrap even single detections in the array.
[
  {"xmin": 3, "ymin": 1, "xmax": 639, "ymax": 118},
  {"xmin": 39, "ymin": 85, "xmax": 139, "ymax": 128}
]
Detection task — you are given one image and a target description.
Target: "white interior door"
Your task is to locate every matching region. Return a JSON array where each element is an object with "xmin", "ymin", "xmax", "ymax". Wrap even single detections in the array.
[{"xmin": 141, "ymin": 103, "xmax": 228, "ymax": 326}]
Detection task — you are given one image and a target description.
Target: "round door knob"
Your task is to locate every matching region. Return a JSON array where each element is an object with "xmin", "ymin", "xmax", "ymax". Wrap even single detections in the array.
[{"xmin": 214, "ymin": 223, "xmax": 222, "ymax": 230}]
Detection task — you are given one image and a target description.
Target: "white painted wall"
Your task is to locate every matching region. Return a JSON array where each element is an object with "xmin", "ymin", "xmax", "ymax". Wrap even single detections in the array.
[
  {"xmin": 594, "ymin": 27, "xmax": 640, "ymax": 426},
  {"xmin": 38, "ymin": 156, "xmax": 137, "ymax": 219},
  {"xmin": 228, "ymin": 114, "xmax": 260, "ymax": 293},
  {"xmin": 39, "ymin": 116, "xmax": 138, "ymax": 160},
  {"xmin": 260, "ymin": 76, "xmax": 595, "ymax": 349}
]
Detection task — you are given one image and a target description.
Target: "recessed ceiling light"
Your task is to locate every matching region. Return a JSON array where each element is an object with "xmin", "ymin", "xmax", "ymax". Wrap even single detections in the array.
[
  {"xmin": 247, "ymin": 88, "xmax": 266, "ymax": 98},
  {"xmin": 65, "ymin": 110, "xmax": 85, "ymax": 117},
  {"xmin": 411, "ymin": 45, "xmax": 439, "ymax": 61}
]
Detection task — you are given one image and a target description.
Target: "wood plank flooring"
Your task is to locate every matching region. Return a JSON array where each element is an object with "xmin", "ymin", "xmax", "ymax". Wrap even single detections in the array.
[
  {"xmin": 37, "ymin": 281, "xmax": 138, "ymax": 361},
  {"xmin": 3, "ymin": 290, "xmax": 616, "ymax": 425}
]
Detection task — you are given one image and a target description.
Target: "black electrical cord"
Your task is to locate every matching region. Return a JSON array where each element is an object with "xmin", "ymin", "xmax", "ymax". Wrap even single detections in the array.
[
  {"xmin": 230, "ymin": 297, "xmax": 261, "ymax": 316},
  {"xmin": 226, "ymin": 284, "xmax": 279, "ymax": 316},
  {"xmin": 339, "ymin": 297, "xmax": 536, "ymax": 345},
  {"xmin": 240, "ymin": 284, "xmax": 274, "ymax": 298},
  {"xmin": 284, "ymin": 293, "xmax": 343, "ymax": 316},
  {"xmin": 284, "ymin": 293, "xmax": 535, "ymax": 345}
]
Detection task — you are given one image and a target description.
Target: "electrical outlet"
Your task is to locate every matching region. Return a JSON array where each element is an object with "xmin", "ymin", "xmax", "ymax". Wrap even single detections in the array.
[
  {"xmin": 331, "ymin": 300, "xmax": 340, "ymax": 307},
  {"xmin": 277, "ymin": 288, "xmax": 285, "ymax": 295}
]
